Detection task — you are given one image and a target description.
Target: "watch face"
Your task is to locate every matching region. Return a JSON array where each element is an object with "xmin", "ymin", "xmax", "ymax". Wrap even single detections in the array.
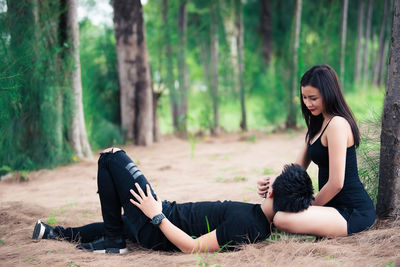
[{"xmin": 152, "ymin": 214, "xmax": 165, "ymax": 225}]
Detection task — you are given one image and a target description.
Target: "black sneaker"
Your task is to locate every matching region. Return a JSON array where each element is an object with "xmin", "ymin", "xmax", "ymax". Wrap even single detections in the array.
[
  {"xmin": 32, "ymin": 220, "xmax": 58, "ymax": 240},
  {"xmin": 76, "ymin": 237, "xmax": 128, "ymax": 254}
]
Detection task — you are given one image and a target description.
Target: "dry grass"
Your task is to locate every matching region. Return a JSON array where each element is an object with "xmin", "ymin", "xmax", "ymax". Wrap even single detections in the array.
[{"xmin": 0, "ymin": 132, "xmax": 399, "ymax": 266}]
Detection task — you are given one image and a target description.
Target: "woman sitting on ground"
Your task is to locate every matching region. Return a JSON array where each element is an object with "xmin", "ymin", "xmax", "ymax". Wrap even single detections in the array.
[{"xmin": 258, "ymin": 65, "xmax": 376, "ymax": 237}]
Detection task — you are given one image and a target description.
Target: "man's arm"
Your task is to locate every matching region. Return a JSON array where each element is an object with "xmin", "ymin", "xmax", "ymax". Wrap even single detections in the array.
[{"xmin": 130, "ymin": 183, "xmax": 220, "ymax": 253}]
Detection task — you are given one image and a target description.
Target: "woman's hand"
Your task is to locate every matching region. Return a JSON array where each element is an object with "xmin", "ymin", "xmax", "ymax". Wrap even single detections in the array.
[
  {"xmin": 257, "ymin": 177, "xmax": 271, "ymax": 198},
  {"xmin": 130, "ymin": 183, "xmax": 162, "ymax": 219}
]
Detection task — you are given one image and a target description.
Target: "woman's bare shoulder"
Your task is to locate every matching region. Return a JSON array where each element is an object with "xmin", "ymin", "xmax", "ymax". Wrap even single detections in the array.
[{"xmin": 329, "ymin": 116, "xmax": 350, "ymax": 130}]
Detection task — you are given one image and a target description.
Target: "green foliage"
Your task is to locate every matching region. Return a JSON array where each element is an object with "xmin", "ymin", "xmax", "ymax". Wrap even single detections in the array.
[
  {"xmin": 79, "ymin": 20, "xmax": 122, "ymax": 150},
  {"xmin": 0, "ymin": 1, "xmax": 75, "ymax": 170}
]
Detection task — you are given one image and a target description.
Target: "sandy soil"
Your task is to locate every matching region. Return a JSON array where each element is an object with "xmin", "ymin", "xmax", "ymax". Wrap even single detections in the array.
[{"xmin": 0, "ymin": 131, "xmax": 399, "ymax": 267}]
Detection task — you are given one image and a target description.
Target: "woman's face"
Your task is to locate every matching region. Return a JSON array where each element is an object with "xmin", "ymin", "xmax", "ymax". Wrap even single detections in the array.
[{"xmin": 301, "ymin": 85, "xmax": 325, "ymax": 117}]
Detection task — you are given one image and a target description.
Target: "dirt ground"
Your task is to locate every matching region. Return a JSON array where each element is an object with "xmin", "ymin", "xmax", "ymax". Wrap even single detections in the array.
[{"xmin": 0, "ymin": 131, "xmax": 399, "ymax": 267}]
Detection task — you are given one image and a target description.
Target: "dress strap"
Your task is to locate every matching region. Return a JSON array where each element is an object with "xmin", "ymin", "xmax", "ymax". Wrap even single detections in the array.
[{"xmin": 320, "ymin": 117, "xmax": 334, "ymax": 137}]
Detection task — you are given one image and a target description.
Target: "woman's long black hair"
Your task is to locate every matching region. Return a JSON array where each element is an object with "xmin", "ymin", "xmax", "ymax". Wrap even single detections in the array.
[{"xmin": 300, "ymin": 64, "xmax": 360, "ymax": 147}]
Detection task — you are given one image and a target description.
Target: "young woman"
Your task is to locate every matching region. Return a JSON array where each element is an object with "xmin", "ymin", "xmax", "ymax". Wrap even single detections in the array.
[
  {"xmin": 32, "ymin": 148, "xmax": 314, "ymax": 254},
  {"xmin": 257, "ymin": 64, "xmax": 375, "ymax": 237}
]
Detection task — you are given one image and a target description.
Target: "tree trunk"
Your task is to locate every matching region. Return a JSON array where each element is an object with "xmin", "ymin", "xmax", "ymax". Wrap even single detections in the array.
[
  {"xmin": 236, "ymin": 0, "xmax": 247, "ymax": 131},
  {"xmin": 67, "ymin": 0, "xmax": 92, "ymax": 158},
  {"xmin": 221, "ymin": 0, "xmax": 239, "ymax": 95},
  {"xmin": 340, "ymin": 0, "xmax": 348, "ymax": 85},
  {"xmin": 177, "ymin": 1, "xmax": 189, "ymax": 134},
  {"xmin": 162, "ymin": 0, "xmax": 179, "ymax": 132},
  {"xmin": 354, "ymin": 0, "xmax": 365, "ymax": 83},
  {"xmin": 286, "ymin": 0, "xmax": 302, "ymax": 129},
  {"xmin": 153, "ymin": 91, "xmax": 162, "ymax": 142},
  {"xmin": 376, "ymin": 0, "xmax": 400, "ymax": 219},
  {"xmin": 260, "ymin": 0, "xmax": 273, "ymax": 65},
  {"xmin": 210, "ymin": 1, "xmax": 220, "ymax": 135},
  {"xmin": 362, "ymin": 0, "xmax": 373, "ymax": 86},
  {"xmin": 112, "ymin": 0, "xmax": 153, "ymax": 145},
  {"xmin": 373, "ymin": 0, "xmax": 390, "ymax": 87}
]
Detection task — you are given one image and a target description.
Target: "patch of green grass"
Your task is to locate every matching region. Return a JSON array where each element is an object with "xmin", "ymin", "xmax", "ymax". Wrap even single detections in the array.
[
  {"xmin": 266, "ymin": 229, "xmax": 316, "ymax": 243},
  {"xmin": 245, "ymin": 135, "xmax": 257, "ymax": 143},
  {"xmin": 215, "ymin": 176, "xmax": 248, "ymax": 183},
  {"xmin": 384, "ymin": 262, "xmax": 395, "ymax": 267},
  {"xmin": 233, "ymin": 176, "xmax": 248, "ymax": 182},
  {"xmin": 66, "ymin": 262, "xmax": 80, "ymax": 267},
  {"xmin": 316, "ymin": 253, "xmax": 337, "ymax": 263},
  {"xmin": 263, "ymin": 168, "xmax": 276, "ymax": 175},
  {"xmin": 47, "ymin": 215, "xmax": 57, "ymax": 226},
  {"xmin": 24, "ymin": 257, "xmax": 41, "ymax": 264},
  {"xmin": 0, "ymin": 239, "xmax": 4, "ymax": 245}
]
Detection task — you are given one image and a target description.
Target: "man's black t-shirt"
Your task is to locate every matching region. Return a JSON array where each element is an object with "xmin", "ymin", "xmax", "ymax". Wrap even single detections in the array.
[{"xmin": 137, "ymin": 200, "xmax": 271, "ymax": 251}]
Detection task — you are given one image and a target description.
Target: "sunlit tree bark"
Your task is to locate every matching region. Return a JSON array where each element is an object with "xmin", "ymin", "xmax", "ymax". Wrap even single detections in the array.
[
  {"xmin": 177, "ymin": 0, "xmax": 189, "ymax": 134},
  {"xmin": 340, "ymin": 0, "xmax": 348, "ymax": 85},
  {"xmin": 210, "ymin": 1, "xmax": 220, "ymax": 135},
  {"xmin": 112, "ymin": 0, "xmax": 153, "ymax": 145},
  {"xmin": 354, "ymin": 0, "xmax": 365, "ymax": 83},
  {"xmin": 67, "ymin": 0, "xmax": 92, "ymax": 158},
  {"xmin": 286, "ymin": 0, "xmax": 302, "ymax": 129}
]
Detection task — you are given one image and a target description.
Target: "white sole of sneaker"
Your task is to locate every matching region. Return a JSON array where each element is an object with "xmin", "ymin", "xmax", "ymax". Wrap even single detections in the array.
[
  {"xmin": 93, "ymin": 248, "xmax": 129, "ymax": 254},
  {"xmin": 32, "ymin": 220, "xmax": 45, "ymax": 239}
]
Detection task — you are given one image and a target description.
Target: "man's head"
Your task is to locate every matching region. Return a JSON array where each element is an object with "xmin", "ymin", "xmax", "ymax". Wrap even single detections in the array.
[{"xmin": 271, "ymin": 164, "xmax": 314, "ymax": 212}]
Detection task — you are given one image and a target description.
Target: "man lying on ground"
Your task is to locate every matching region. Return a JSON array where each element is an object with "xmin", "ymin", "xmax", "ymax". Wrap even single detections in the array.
[{"xmin": 32, "ymin": 148, "xmax": 314, "ymax": 254}]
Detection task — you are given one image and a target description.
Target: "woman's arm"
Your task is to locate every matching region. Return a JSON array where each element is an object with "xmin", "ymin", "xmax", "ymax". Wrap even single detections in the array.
[
  {"xmin": 312, "ymin": 117, "xmax": 348, "ymax": 206},
  {"xmin": 257, "ymin": 139, "xmax": 311, "ymax": 198},
  {"xmin": 130, "ymin": 183, "xmax": 220, "ymax": 253},
  {"xmin": 295, "ymin": 140, "xmax": 312, "ymax": 169}
]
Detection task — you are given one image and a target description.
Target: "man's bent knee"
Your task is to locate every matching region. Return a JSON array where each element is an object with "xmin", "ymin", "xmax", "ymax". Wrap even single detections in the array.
[{"xmin": 102, "ymin": 147, "xmax": 122, "ymax": 153}]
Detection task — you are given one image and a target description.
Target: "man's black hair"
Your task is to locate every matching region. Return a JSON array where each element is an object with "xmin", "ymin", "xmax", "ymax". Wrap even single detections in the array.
[{"xmin": 272, "ymin": 164, "xmax": 314, "ymax": 212}]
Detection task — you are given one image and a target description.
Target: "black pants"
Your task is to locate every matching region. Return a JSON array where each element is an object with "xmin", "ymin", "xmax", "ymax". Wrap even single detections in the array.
[{"xmin": 56, "ymin": 150, "xmax": 159, "ymax": 243}]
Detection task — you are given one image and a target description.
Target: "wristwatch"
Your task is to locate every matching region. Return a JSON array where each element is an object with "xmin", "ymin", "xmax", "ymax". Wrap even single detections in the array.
[{"xmin": 151, "ymin": 213, "xmax": 166, "ymax": 226}]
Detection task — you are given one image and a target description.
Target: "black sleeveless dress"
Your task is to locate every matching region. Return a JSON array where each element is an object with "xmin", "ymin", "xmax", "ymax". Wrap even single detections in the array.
[{"xmin": 307, "ymin": 118, "xmax": 376, "ymax": 234}]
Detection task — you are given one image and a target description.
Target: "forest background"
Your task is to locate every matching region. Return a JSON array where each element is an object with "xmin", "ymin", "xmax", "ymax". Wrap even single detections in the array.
[{"xmin": 0, "ymin": 0, "xmax": 389, "ymax": 204}]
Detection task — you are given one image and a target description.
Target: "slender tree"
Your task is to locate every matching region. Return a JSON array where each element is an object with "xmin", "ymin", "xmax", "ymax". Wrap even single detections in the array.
[
  {"xmin": 376, "ymin": 0, "xmax": 400, "ymax": 219},
  {"xmin": 373, "ymin": 0, "xmax": 390, "ymax": 87},
  {"xmin": 177, "ymin": 0, "xmax": 189, "ymax": 134},
  {"xmin": 354, "ymin": 0, "xmax": 365, "ymax": 83},
  {"xmin": 260, "ymin": 0, "xmax": 273, "ymax": 65},
  {"xmin": 286, "ymin": 0, "xmax": 302, "ymax": 129},
  {"xmin": 362, "ymin": 0, "xmax": 373, "ymax": 86},
  {"xmin": 66, "ymin": 0, "xmax": 92, "ymax": 158},
  {"xmin": 340, "ymin": 0, "xmax": 348, "ymax": 85},
  {"xmin": 221, "ymin": 0, "xmax": 239, "ymax": 95},
  {"xmin": 210, "ymin": 1, "xmax": 220, "ymax": 135},
  {"xmin": 162, "ymin": 0, "xmax": 179, "ymax": 132},
  {"xmin": 112, "ymin": 0, "xmax": 154, "ymax": 145},
  {"xmin": 236, "ymin": 0, "xmax": 247, "ymax": 131}
]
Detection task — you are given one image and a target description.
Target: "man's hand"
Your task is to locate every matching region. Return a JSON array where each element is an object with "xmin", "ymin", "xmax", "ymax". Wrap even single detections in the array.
[
  {"xmin": 257, "ymin": 177, "xmax": 271, "ymax": 198},
  {"xmin": 130, "ymin": 183, "xmax": 162, "ymax": 219}
]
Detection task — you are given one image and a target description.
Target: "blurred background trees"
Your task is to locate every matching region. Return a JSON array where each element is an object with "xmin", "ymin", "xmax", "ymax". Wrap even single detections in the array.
[{"xmin": 0, "ymin": 0, "xmax": 390, "ymax": 170}]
